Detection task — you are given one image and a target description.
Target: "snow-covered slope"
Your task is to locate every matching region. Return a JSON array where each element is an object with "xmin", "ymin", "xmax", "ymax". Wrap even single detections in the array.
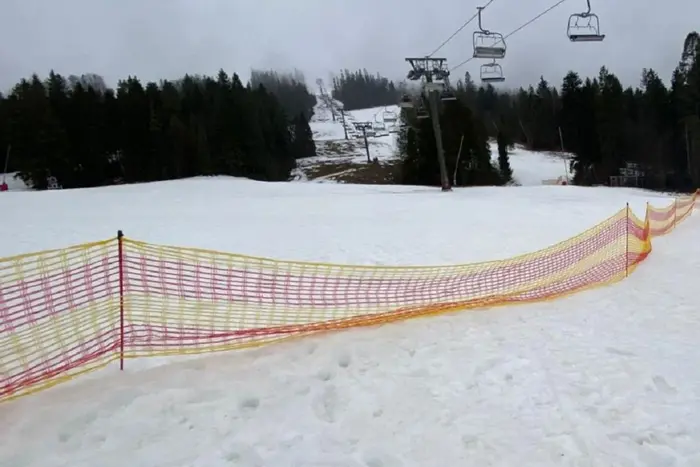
[
  {"xmin": 0, "ymin": 172, "xmax": 30, "ymax": 191},
  {"xmin": 490, "ymin": 143, "xmax": 571, "ymax": 186},
  {"xmin": 2, "ymin": 177, "xmax": 699, "ymax": 467},
  {"xmin": 296, "ymin": 99, "xmax": 400, "ymax": 182}
]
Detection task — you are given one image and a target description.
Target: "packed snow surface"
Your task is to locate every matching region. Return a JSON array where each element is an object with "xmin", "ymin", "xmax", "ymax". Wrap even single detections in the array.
[
  {"xmin": 491, "ymin": 143, "xmax": 571, "ymax": 185},
  {"xmin": 1, "ymin": 172, "xmax": 700, "ymax": 465}
]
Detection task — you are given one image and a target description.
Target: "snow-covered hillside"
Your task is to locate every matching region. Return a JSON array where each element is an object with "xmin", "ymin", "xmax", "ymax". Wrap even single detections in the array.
[
  {"xmin": 294, "ymin": 96, "xmax": 401, "ymax": 183},
  {"xmin": 1, "ymin": 176, "xmax": 699, "ymax": 466},
  {"xmin": 490, "ymin": 143, "xmax": 571, "ymax": 186}
]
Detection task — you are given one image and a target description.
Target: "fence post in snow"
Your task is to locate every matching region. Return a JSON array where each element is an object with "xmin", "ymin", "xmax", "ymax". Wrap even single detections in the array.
[
  {"xmin": 674, "ymin": 198, "xmax": 677, "ymax": 228},
  {"xmin": 625, "ymin": 203, "xmax": 629, "ymax": 278},
  {"xmin": 117, "ymin": 230, "xmax": 125, "ymax": 371}
]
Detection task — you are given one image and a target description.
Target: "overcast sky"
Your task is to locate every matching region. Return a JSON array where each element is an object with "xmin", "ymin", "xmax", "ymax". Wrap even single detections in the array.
[{"xmin": 1, "ymin": 0, "xmax": 698, "ymax": 93}]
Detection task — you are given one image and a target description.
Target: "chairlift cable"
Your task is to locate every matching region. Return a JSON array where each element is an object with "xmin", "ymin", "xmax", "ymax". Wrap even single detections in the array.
[
  {"xmin": 503, "ymin": 0, "xmax": 569, "ymax": 40},
  {"xmin": 450, "ymin": 0, "xmax": 571, "ymax": 72},
  {"xmin": 426, "ymin": 0, "xmax": 497, "ymax": 57}
]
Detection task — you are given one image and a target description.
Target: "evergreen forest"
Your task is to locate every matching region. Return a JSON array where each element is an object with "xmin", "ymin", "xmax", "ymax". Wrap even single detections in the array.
[
  {"xmin": 0, "ymin": 70, "xmax": 317, "ymax": 189},
  {"xmin": 0, "ymin": 32, "xmax": 698, "ymax": 192}
]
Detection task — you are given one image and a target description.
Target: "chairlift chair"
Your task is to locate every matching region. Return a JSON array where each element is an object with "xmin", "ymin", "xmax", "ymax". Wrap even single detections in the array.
[
  {"xmin": 472, "ymin": 7, "xmax": 506, "ymax": 59},
  {"xmin": 441, "ymin": 90, "xmax": 457, "ymax": 101},
  {"xmin": 399, "ymin": 94, "xmax": 414, "ymax": 108},
  {"xmin": 473, "ymin": 32, "xmax": 507, "ymax": 59},
  {"xmin": 567, "ymin": 0, "xmax": 605, "ymax": 42},
  {"xmin": 480, "ymin": 61, "xmax": 505, "ymax": 83},
  {"xmin": 437, "ymin": 68, "xmax": 450, "ymax": 81},
  {"xmin": 383, "ymin": 110, "xmax": 397, "ymax": 122},
  {"xmin": 407, "ymin": 69, "xmax": 423, "ymax": 80},
  {"xmin": 424, "ymin": 81, "xmax": 444, "ymax": 93}
]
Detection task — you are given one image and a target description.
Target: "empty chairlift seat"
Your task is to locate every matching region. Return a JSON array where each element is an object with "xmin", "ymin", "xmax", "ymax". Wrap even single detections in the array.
[
  {"xmin": 567, "ymin": 0, "xmax": 605, "ymax": 42},
  {"xmin": 480, "ymin": 61, "xmax": 505, "ymax": 83},
  {"xmin": 472, "ymin": 6, "xmax": 507, "ymax": 59},
  {"xmin": 398, "ymin": 94, "xmax": 414, "ymax": 108},
  {"xmin": 473, "ymin": 32, "xmax": 507, "ymax": 59},
  {"xmin": 440, "ymin": 89, "xmax": 457, "ymax": 101},
  {"xmin": 382, "ymin": 110, "xmax": 397, "ymax": 123}
]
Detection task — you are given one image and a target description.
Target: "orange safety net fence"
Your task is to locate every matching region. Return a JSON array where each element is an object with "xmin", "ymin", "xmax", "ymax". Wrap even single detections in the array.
[{"xmin": 1, "ymin": 191, "xmax": 697, "ymax": 402}]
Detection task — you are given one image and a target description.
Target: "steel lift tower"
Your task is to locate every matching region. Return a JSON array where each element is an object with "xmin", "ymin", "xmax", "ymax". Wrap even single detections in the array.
[{"xmin": 403, "ymin": 57, "xmax": 456, "ymax": 191}]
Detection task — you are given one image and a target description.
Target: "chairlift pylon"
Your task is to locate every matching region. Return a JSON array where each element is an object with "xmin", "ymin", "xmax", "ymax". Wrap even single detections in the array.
[
  {"xmin": 472, "ymin": 6, "xmax": 506, "ymax": 60},
  {"xmin": 567, "ymin": 0, "xmax": 605, "ymax": 42},
  {"xmin": 480, "ymin": 60, "xmax": 505, "ymax": 83}
]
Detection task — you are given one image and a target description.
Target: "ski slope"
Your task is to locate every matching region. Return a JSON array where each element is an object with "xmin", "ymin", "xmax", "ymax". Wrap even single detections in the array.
[
  {"xmin": 293, "ymin": 100, "xmax": 400, "ymax": 181},
  {"xmin": 2, "ymin": 176, "xmax": 700, "ymax": 466},
  {"xmin": 490, "ymin": 143, "xmax": 571, "ymax": 185}
]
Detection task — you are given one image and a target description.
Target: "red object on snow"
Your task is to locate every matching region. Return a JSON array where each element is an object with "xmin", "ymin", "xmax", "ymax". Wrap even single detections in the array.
[{"xmin": 0, "ymin": 182, "xmax": 8, "ymax": 192}]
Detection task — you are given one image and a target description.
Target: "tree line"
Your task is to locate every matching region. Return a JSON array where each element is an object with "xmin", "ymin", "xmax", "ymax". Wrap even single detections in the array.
[
  {"xmin": 0, "ymin": 70, "xmax": 317, "ymax": 189},
  {"xmin": 249, "ymin": 69, "xmax": 317, "ymax": 119},
  {"xmin": 398, "ymin": 96, "xmax": 513, "ymax": 188},
  {"xmin": 331, "ymin": 69, "xmax": 404, "ymax": 111}
]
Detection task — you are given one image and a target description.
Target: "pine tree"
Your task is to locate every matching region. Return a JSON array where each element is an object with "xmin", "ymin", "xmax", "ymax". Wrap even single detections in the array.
[
  {"xmin": 331, "ymin": 69, "xmax": 402, "ymax": 110},
  {"xmin": 291, "ymin": 112, "xmax": 317, "ymax": 159},
  {"xmin": 497, "ymin": 129, "xmax": 513, "ymax": 183},
  {"xmin": 399, "ymin": 114, "xmax": 440, "ymax": 186},
  {"xmin": 398, "ymin": 97, "xmax": 499, "ymax": 187}
]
